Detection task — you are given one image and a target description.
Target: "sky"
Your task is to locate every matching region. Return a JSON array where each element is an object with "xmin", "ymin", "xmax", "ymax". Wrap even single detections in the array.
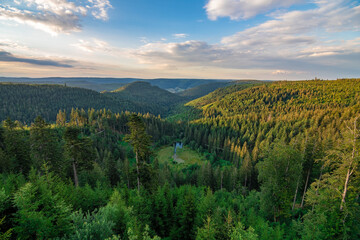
[{"xmin": 0, "ymin": 0, "xmax": 359, "ymax": 80}]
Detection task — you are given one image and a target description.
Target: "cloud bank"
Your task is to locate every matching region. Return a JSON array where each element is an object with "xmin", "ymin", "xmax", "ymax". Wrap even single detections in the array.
[
  {"xmin": 0, "ymin": 0, "xmax": 112, "ymax": 35},
  {"xmin": 205, "ymin": 0, "xmax": 304, "ymax": 20},
  {"xmin": 132, "ymin": 0, "xmax": 360, "ymax": 78},
  {"xmin": 0, "ymin": 49, "xmax": 73, "ymax": 67}
]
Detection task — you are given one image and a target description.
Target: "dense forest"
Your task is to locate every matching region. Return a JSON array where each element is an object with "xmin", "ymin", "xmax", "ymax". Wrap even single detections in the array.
[
  {"xmin": 105, "ymin": 82, "xmax": 185, "ymax": 116},
  {"xmin": 0, "ymin": 80, "xmax": 255, "ymax": 122},
  {"xmin": 0, "ymin": 77, "xmax": 224, "ymax": 93},
  {"xmin": 0, "ymin": 79, "xmax": 359, "ymax": 239},
  {"xmin": 0, "ymin": 83, "xmax": 184, "ymax": 122}
]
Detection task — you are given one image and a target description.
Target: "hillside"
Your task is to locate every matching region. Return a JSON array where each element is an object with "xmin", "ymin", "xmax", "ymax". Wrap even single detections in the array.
[
  {"xmin": 177, "ymin": 81, "xmax": 230, "ymax": 100},
  {"xmin": 167, "ymin": 81, "xmax": 264, "ymax": 121},
  {"xmin": 177, "ymin": 79, "xmax": 360, "ymax": 168},
  {"xmin": 178, "ymin": 80, "xmax": 262, "ymax": 100},
  {"xmin": 1, "ymin": 79, "xmax": 360, "ymax": 239},
  {"xmin": 106, "ymin": 81, "xmax": 186, "ymax": 116},
  {"xmin": 0, "ymin": 77, "xmax": 225, "ymax": 92},
  {"xmin": 186, "ymin": 80, "xmax": 265, "ymax": 108},
  {"xmin": 194, "ymin": 79, "xmax": 360, "ymax": 118},
  {"xmin": 0, "ymin": 83, "xmax": 148, "ymax": 122}
]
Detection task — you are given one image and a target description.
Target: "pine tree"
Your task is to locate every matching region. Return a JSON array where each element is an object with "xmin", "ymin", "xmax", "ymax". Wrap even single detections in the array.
[
  {"xmin": 64, "ymin": 127, "xmax": 95, "ymax": 187},
  {"xmin": 30, "ymin": 116, "xmax": 62, "ymax": 174},
  {"xmin": 124, "ymin": 114, "xmax": 151, "ymax": 192}
]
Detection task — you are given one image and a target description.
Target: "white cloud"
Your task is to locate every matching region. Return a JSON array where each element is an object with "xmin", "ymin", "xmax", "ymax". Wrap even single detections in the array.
[
  {"xmin": 0, "ymin": 39, "xmax": 31, "ymax": 52},
  {"xmin": 0, "ymin": 0, "xmax": 112, "ymax": 35},
  {"xmin": 88, "ymin": 0, "xmax": 112, "ymax": 20},
  {"xmin": 0, "ymin": 5, "xmax": 81, "ymax": 35},
  {"xmin": 172, "ymin": 33, "xmax": 189, "ymax": 39},
  {"xmin": 73, "ymin": 38, "xmax": 119, "ymax": 53},
  {"xmin": 221, "ymin": 0, "xmax": 360, "ymax": 58},
  {"xmin": 131, "ymin": 41, "xmax": 231, "ymax": 69},
  {"xmin": 205, "ymin": 0, "xmax": 304, "ymax": 20},
  {"xmin": 131, "ymin": 1, "xmax": 360, "ymax": 78}
]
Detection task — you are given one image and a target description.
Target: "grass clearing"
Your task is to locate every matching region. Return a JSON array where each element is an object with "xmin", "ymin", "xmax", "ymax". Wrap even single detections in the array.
[{"xmin": 156, "ymin": 145, "xmax": 206, "ymax": 169}]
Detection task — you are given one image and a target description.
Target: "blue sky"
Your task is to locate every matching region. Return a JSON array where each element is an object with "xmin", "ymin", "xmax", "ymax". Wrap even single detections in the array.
[{"xmin": 0, "ymin": 0, "xmax": 359, "ymax": 79}]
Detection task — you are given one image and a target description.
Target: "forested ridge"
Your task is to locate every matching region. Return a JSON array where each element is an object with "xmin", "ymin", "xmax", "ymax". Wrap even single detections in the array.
[
  {"xmin": 0, "ymin": 79, "xmax": 359, "ymax": 239},
  {"xmin": 0, "ymin": 82, "xmax": 186, "ymax": 122},
  {"xmin": 105, "ymin": 82, "xmax": 186, "ymax": 116},
  {"xmin": 0, "ymin": 77, "xmax": 224, "ymax": 93},
  {"xmin": 0, "ymin": 81, "xmax": 250, "ymax": 122}
]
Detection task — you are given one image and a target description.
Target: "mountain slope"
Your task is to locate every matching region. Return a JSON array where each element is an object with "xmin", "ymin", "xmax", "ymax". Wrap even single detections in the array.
[
  {"xmin": 167, "ymin": 81, "xmax": 264, "ymax": 121},
  {"xmin": 194, "ymin": 79, "xmax": 360, "ymax": 118},
  {"xmin": 0, "ymin": 77, "xmax": 224, "ymax": 92},
  {"xmin": 0, "ymin": 83, "xmax": 149, "ymax": 122},
  {"xmin": 170, "ymin": 79, "xmax": 360, "ymax": 189},
  {"xmin": 105, "ymin": 81, "xmax": 186, "ymax": 116},
  {"xmin": 177, "ymin": 81, "xmax": 230, "ymax": 100},
  {"xmin": 186, "ymin": 80, "xmax": 264, "ymax": 108},
  {"xmin": 0, "ymin": 81, "xmax": 201, "ymax": 123},
  {"xmin": 179, "ymin": 79, "xmax": 360, "ymax": 163}
]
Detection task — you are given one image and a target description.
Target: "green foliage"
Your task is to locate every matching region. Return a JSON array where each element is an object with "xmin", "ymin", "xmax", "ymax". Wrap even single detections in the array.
[
  {"xmin": 196, "ymin": 216, "xmax": 217, "ymax": 240},
  {"xmin": 171, "ymin": 186, "xmax": 198, "ymax": 240},
  {"xmin": 12, "ymin": 170, "xmax": 72, "ymax": 239},
  {"xmin": 257, "ymin": 142, "xmax": 303, "ymax": 220},
  {"xmin": 0, "ymin": 83, "xmax": 182, "ymax": 123},
  {"xmin": 1, "ymin": 79, "xmax": 360, "ymax": 239},
  {"xmin": 64, "ymin": 127, "xmax": 96, "ymax": 187},
  {"xmin": 301, "ymin": 117, "xmax": 360, "ymax": 239},
  {"xmin": 125, "ymin": 114, "xmax": 152, "ymax": 163},
  {"xmin": 1, "ymin": 118, "xmax": 31, "ymax": 174},
  {"xmin": 0, "ymin": 217, "xmax": 12, "ymax": 240},
  {"xmin": 125, "ymin": 114, "xmax": 152, "ymax": 191},
  {"xmin": 229, "ymin": 222, "xmax": 258, "ymax": 240},
  {"xmin": 65, "ymin": 206, "xmax": 117, "ymax": 240},
  {"xmin": 108, "ymin": 81, "xmax": 186, "ymax": 117},
  {"xmin": 30, "ymin": 116, "xmax": 63, "ymax": 173},
  {"xmin": 178, "ymin": 81, "xmax": 230, "ymax": 100}
]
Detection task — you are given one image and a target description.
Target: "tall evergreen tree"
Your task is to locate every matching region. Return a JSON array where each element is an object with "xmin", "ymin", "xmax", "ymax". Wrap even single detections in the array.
[
  {"xmin": 64, "ymin": 127, "xmax": 95, "ymax": 187},
  {"xmin": 30, "ymin": 116, "xmax": 62, "ymax": 173},
  {"xmin": 124, "ymin": 114, "xmax": 151, "ymax": 192}
]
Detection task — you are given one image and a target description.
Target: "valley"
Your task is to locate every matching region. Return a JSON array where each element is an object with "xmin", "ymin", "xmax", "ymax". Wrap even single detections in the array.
[{"xmin": 0, "ymin": 78, "xmax": 359, "ymax": 240}]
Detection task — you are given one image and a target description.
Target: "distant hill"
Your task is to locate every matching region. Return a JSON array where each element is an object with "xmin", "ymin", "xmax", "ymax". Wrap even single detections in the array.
[
  {"xmin": 167, "ymin": 81, "xmax": 264, "ymax": 121},
  {"xmin": 186, "ymin": 80, "xmax": 264, "ymax": 109},
  {"xmin": 105, "ymin": 81, "xmax": 186, "ymax": 116},
  {"xmin": 0, "ymin": 81, "xmax": 194, "ymax": 122},
  {"xmin": 191, "ymin": 79, "xmax": 360, "ymax": 119},
  {"xmin": 178, "ymin": 80, "xmax": 261, "ymax": 101},
  {"xmin": 177, "ymin": 81, "xmax": 230, "ymax": 100},
  {"xmin": 0, "ymin": 77, "xmax": 228, "ymax": 92}
]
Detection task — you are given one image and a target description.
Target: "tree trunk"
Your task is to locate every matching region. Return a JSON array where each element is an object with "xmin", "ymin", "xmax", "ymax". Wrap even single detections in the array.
[
  {"xmin": 292, "ymin": 176, "xmax": 300, "ymax": 210},
  {"xmin": 301, "ymin": 168, "xmax": 311, "ymax": 208},
  {"xmin": 340, "ymin": 118, "xmax": 358, "ymax": 211},
  {"xmin": 72, "ymin": 161, "xmax": 79, "ymax": 187},
  {"xmin": 244, "ymin": 174, "xmax": 247, "ymax": 188},
  {"xmin": 340, "ymin": 169, "xmax": 351, "ymax": 211},
  {"xmin": 136, "ymin": 151, "xmax": 140, "ymax": 193},
  {"xmin": 220, "ymin": 171, "xmax": 223, "ymax": 190},
  {"xmin": 313, "ymin": 165, "xmax": 324, "ymax": 211}
]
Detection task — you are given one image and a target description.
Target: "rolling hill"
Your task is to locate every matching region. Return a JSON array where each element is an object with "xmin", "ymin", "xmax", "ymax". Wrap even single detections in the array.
[
  {"xmin": 0, "ymin": 77, "xmax": 227, "ymax": 92},
  {"xmin": 0, "ymin": 83, "xmax": 144, "ymax": 122},
  {"xmin": 177, "ymin": 80, "xmax": 262, "ymax": 100},
  {"xmin": 177, "ymin": 81, "xmax": 230, "ymax": 100},
  {"xmin": 105, "ymin": 81, "xmax": 186, "ymax": 116}
]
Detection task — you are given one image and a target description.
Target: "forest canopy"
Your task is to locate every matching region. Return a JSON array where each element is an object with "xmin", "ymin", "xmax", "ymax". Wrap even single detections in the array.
[{"xmin": 0, "ymin": 79, "xmax": 359, "ymax": 240}]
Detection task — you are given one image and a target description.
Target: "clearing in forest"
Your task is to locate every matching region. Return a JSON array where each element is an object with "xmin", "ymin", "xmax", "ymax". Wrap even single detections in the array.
[{"xmin": 156, "ymin": 146, "xmax": 206, "ymax": 168}]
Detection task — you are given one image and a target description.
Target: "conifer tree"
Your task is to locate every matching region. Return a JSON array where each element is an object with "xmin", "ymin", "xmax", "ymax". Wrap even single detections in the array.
[
  {"xmin": 64, "ymin": 127, "xmax": 95, "ymax": 187},
  {"xmin": 30, "ymin": 116, "xmax": 62, "ymax": 173},
  {"xmin": 124, "ymin": 114, "xmax": 151, "ymax": 192}
]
